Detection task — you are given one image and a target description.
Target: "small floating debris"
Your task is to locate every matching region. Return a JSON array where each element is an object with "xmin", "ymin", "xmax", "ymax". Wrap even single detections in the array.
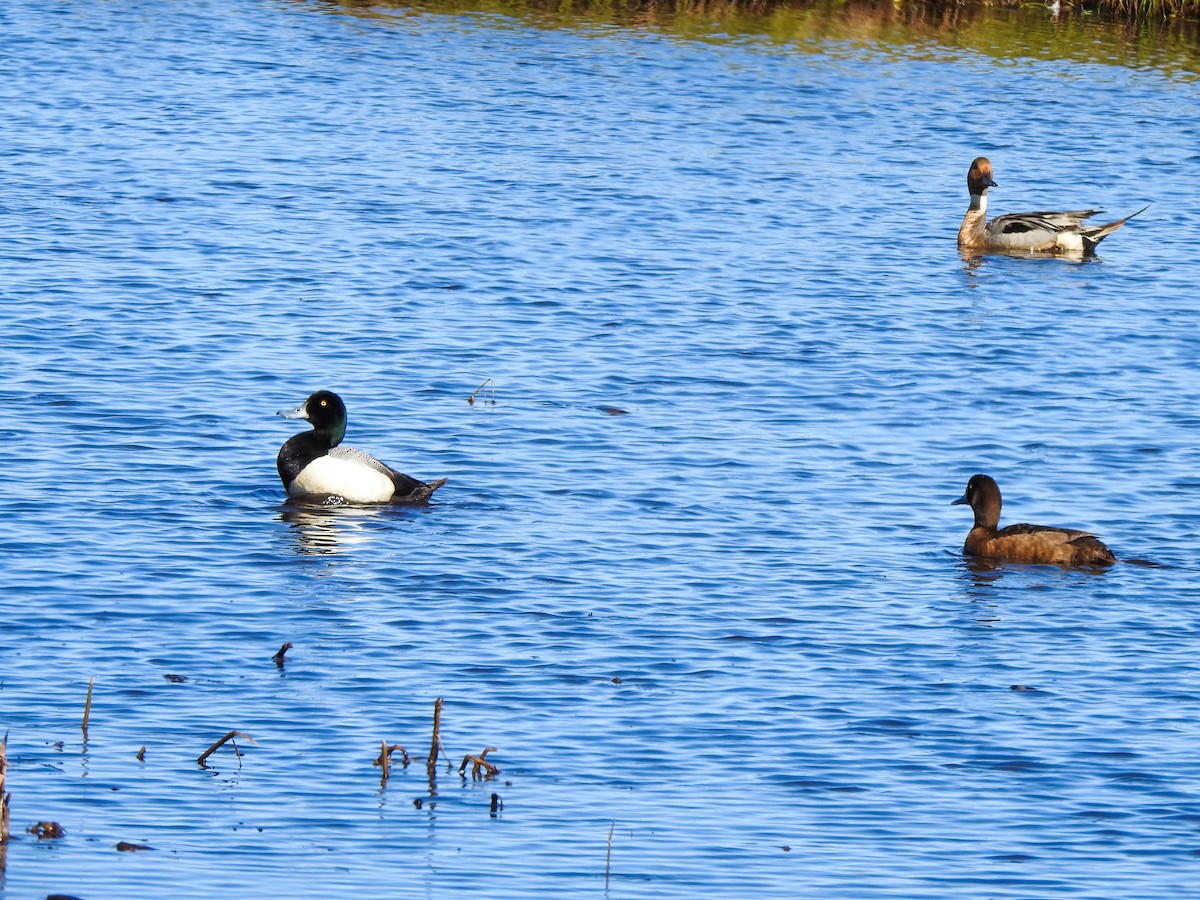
[
  {"xmin": 29, "ymin": 821, "xmax": 65, "ymax": 839},
  {"xmin": 164, "ymin": 674, "xmax": 187, "ymax": 683},
  {"xmin": 197, "ymin": 730, "xmax": 257, "ymax": 767},
  {"xmin": 136, "ymin": 745, "xmax": 146, "ymax": 762},
  {"xmin": 272, "ymin": 642, "xmax": 293, "ymax": 668},
  {"xmin": 490, "ymin": 792, "xmax": 502, "ymax": 816},
  {"xmin": 599, "ymin": 406, "xmax": 629, "ymax": 416},
  {"xmin": 115, "ymin": 841, "xmax": 154, "ymax": 852}
]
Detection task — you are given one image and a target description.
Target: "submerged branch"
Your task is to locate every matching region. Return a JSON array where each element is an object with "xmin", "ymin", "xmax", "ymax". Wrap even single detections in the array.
[{"xmin": 197, "ymin": 730, "xmax": 258, "ymax": 767}]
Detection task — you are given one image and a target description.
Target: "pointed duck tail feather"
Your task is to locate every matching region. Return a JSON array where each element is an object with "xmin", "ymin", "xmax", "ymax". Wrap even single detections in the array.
[
  {"xmin": 1083, "ymin": 203, "xmax": 1150, "ymax": 247},
  {"xmin": 392, "ymin": 476, "xmax": 448, "ymax": 504},
  {"xmin": 414, "ymin": 477, "xmax": 449, "ymax": 502}
]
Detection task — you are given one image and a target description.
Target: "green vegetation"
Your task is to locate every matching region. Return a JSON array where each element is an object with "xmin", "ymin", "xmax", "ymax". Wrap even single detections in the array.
[{"xmin": 317, "ymin": 0, "xmax": 1200, "ymax": 73}]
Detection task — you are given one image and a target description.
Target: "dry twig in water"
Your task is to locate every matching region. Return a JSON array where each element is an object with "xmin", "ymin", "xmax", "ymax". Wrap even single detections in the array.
[
  {"xmin": 273, "ymin": 642, "xmax": 293, "ymax": 668},
  {"xmin": 374, "ymin": 741, "xmax": 410, "ymax": 788},
  {"xmin": 467, "ymin": 378, "xmax": 495, "ymax": 407},
  {"xmin": 197, "ymin": 730, "xmax": 257, "ymax": 767},
  {"xmin": 606, "ymin": 820, "xmax": 615, "ymax": 889},
  {"xmin": 82, "ymin": 676, "xmax": 94, "ymax": 742},
  {"xmin": 1, "ymin": 731, "xmax": 10, "ymax": 845},
  {"xmin": 427, "ymin": 698, "xmax": 443, "ymax": 778},
  {"xmin": 373, "ymin": 744, "xmax": 409, "ymax": 769},
  {"xmin": 459, "ymin": 747, "xmax": 500, "ymax": 780}
]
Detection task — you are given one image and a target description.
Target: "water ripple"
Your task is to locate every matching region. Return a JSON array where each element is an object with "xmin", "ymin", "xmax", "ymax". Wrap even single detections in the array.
[{"xmin": 3, "ymin": 0, "xmax": 1200, "ymax": 897}]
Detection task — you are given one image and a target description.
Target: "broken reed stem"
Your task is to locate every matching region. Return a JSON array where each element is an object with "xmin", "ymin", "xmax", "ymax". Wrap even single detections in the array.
[
  {"xmin": 1, "ymin": 731, "xmax": 10, "ymax": 844},
  {"xmin": 467, "ymin": 378, "xmax": 495, "ymax": 406},
  {"xmin": 82, "ymin": 676, "xmax": 94, "ymax": 741},
  {"xmin": 197, "ymin": 730, "xmax": 257, "ymax": 766},
  {"xmin": 272, "ymin": 642, "xmax": 293, "ymax": 668},
  {"xmin": 606, "ymin": 820, "xmax": 615, "ymax": 889},
  {"xmin": 373, "ymin": 744, "xmax": 409, "ymax": 768},
  {"xmin": 428, "ymin": 698, "xmax": 443, "ymax": 778},
  {"xmin": 459, "ymin": 747, "xmax": 500, "ymax": 780},
  {"xmin": 373, "ymin": 741, "xmax": 413, "ymax": 789}
]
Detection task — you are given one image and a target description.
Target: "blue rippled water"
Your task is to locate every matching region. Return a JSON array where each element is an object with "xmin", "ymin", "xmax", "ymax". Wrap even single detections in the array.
[{"xmin": 3, "ymin": 0, "xmax": 1200, "ymax": 896}]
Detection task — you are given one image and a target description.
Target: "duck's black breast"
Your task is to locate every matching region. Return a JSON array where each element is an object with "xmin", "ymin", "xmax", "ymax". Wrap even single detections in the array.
[{"xmin": 277, "ymin": 430, "xmax": 332, "ymax": 490}]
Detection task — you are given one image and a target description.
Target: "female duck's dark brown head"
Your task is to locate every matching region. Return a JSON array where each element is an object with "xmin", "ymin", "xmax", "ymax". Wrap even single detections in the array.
[
  {"xmin": 952, "ymin": 473, "xmax": 1116, "ymax": 567},
  {"xmin": 952, "ymin": 473, "xmax": 1002, "ymax": 529}
]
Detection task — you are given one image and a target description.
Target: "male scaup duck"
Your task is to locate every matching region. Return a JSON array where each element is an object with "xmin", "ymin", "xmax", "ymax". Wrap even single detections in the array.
[
  {"xmin": 952, "ymin": 474, "xmax": 1116, "ymax": 567},
  {"xmin": 957, "ymin": 157, "xmax": 1148, "ymax": 256},
  {"xmin": 277, "ymin": 390, "xmax": 447, "ymax": 504}
]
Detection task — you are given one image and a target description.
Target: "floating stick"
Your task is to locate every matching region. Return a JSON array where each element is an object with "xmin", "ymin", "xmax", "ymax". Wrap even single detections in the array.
[
  {"xmin": 380, "ymin": 740, "xmax": 389, "ymax": 788},
  {"xmin": 427, "ymin": 698, "xmax": 443, "ymax": 778},
  {"xmin": 82, "ymin": 677, "xmax": 94, "ymax": 741},
  {"xmin": 606, "ymin": 820, "xmax": 615, "ymax": 889},
  {"xmin": 136, "ymin": 746, "xmax": 146, "ymax": 763},
  {"xmin": 197, "ymin": 730, "xmax": 257, "ymax": 766},
  {"xmin": 1, "ymin": 730, "xmax": 10, "ymax": 844}
]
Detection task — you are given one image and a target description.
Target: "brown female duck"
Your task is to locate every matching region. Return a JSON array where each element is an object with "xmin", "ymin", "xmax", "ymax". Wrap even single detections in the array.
[{"xmin": 952, "ymin": 474, "xmax": 1116, "ymax": 566}]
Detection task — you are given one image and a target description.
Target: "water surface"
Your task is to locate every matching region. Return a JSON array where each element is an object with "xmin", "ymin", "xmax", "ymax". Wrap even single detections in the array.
[{"xmin": 2, "ymin": 0, "xmax": 1200, "ymax": 896}]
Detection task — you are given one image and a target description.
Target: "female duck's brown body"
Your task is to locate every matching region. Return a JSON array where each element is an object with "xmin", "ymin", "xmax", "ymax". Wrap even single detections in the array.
[{"xmin": 952, "ymin": 474, "xmax": 1116, "ymax": 567}]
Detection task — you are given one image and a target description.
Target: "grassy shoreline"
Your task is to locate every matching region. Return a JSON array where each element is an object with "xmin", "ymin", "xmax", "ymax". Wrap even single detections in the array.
[
  {"xmin": 324, "ymin": 0, "xmax": 1200, "ymax": 24},
  {"xmin": 320, "ymin": 0, "xmax": 1200, "ymax": 74}
]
